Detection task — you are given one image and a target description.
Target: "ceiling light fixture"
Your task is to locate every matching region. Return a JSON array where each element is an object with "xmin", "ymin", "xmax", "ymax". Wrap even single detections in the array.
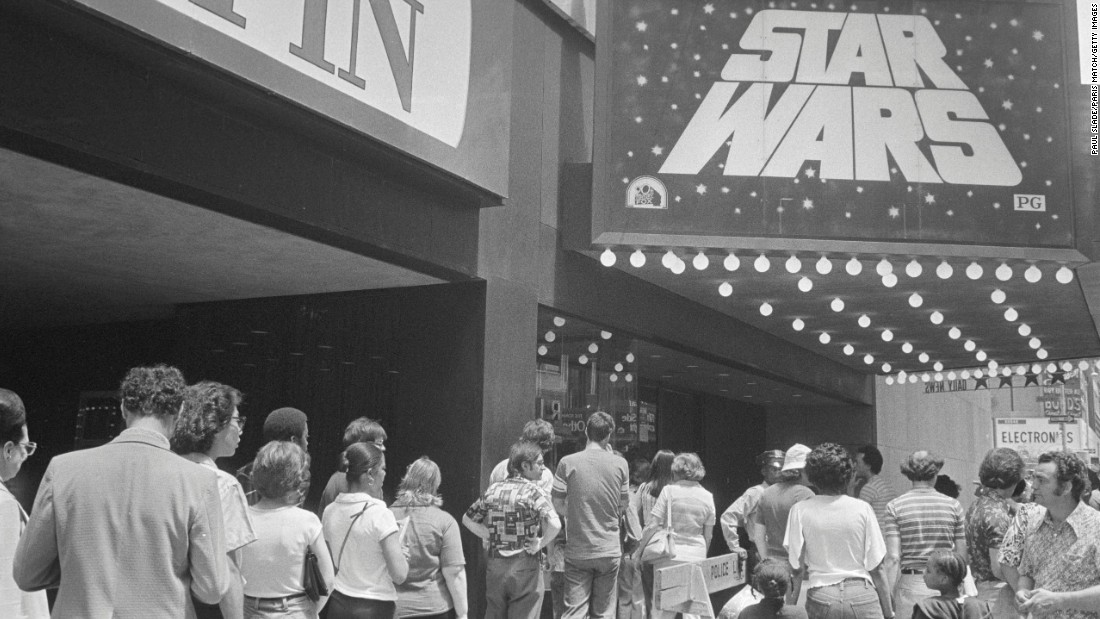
[
  {"xmin": 902, "ymin": 342, "xmax": 914, "ymax": 353},
  {"xmin": 934, "ymin": 372, "xmax": 944, "ymax": 381},
  {"xmin": 964, "ymin": 340, "xmax": 976, "ymax": 352},
  {"xmin": 881, "ymin": 329, "xmax": 894, "ymax": 342},
  {"xmin": 601, "ymin": 331, "xmax": 613, "ymax": 340},
  {"xmin": 786, "ymin": 255, "xmax": 801, "ymax": 274},
  {"xmin": 1004, "ymin": 308, "xmax": 1018, "ymax": 322},
  {"xmin": 976, "ymin": 350, "xmax": 987, "ymax": 362},
  {"xmin": 724, "ymin": 254, "xmax": 741, "ymax": 271},
  {"xmin": 936, "ymin": 261, "xmax": 953, "ymax": 279},
  {"xmin": 719, "ymin": 282, "xmax": 733, "ymax": 297},
  {"xmin": 629, "ymin": 250, "xmax": 646, "ymax": 267},
  {"xmin": 918, "ymin": 352, "xmax": 930, "ymax": 363},
  {"xmin": 589, "ymin": 343, "xmax": 599, "ymax": 353},
  {"xmin": 966, "ymin": 262, "xmax": 983, "ymax": 279},
  {"xmin": 792, "ymin": 318, "xmax": 805, "ymax": 331},
  {"xmin": 830, "ymin": 298, "xmax": 845, "ymax": 312},
  {"xmin": 798, "ymin": 277, "xmax": 813, "ymax": 292},
  {"xmin": 538, "ymin": 345, "xmax": 548, "ymax": 356},
  {"xmin": 846, "ymin": 257, "xmax": 863, "ymax": 275},
  {"xmin": 1029, "ymin": 337, "xmax": 1041, "ymax": 349},
  {"xmin": 600, "ymin": 249, "xmax": 616, "ymax": 266},
  {"xmin": 995, "ymin": 263, "xmax": 1013, "ymax": 281},
  {"xmin": 759, "ymin": 302, "xmax": 773, "ymax": 317},
  {"xmin": 991, "ymin": 289, "xmax": 1006, "ymax": 304},
  {"xmin": 858, "ymin": 314, "xmax": 871, "ymax": 328},
  {"xmin": 882, "ymin": 273, "xmax": 898, "ymax": 288},
  {"xmin": 626, "ymin": 353, "xmax": 635, "ymax": 362},
  {"xmin": 905, "ymin": 260, "xmax": 923, "ymax": 278},
  {"xmin": 876, "ymin": 258, "xmax": 893, "ymax": 276},
  {"xmin": 693, "ymin": 252, "xmax": 710, "ymax": 270},
  {"xmin": 819, "ymin": 332, "xmax": 831, "ymax": 345},
  {"xmin": 1024, "ymin": 265, "xmax": 1042, "ymax": 283},
  {"xmin": 933, "ymin": 361, "xmax": 944, "ymax": 372},
  {"xmin": 1056, "ymin": 266, "xmax": 1074, "ymax": 283},
  {"xmin": 882, "ymin": 362, "xmax": 892, "ymax": 373},
  {"xmin": 578, "ymin": 354, "xmax": 588, "ymax": 364},
  {"xmin": 864, "ymin": 354, "xmax": 875, "ymax": 365},
  {"xmin": 1018, "ymin": 324, "xmax": 1031, "ymax": 337},
  {"xmin": 908, "ymin": 293, "xmax": 923, "ymax": 308},
  {"xmin": 948, "ymin": 327, "xmax": 961, "ymax": 340},
  {"xmin": 816, "ymin": 256, "xmax": 833, "ymax": 275},
  {"xmin": 754, "ymin": 254, "xmax": 771, "ymax": 272},
  {"xmin": 930, "ymin": 311, "xmax": 944, "ymax": 325},
  {"xmin": 843, "ymin": 344, "xmax": 855, "ymax": 356},
  {"xmin": 544, "ymin": 331, "xmax": 556, "ymax": 342}
]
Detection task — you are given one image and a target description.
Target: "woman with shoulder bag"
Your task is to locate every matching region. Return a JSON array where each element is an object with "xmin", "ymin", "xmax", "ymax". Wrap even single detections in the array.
[{"xmin": 323, "ymin": 442, "xmax": 409, "ymax": 619}]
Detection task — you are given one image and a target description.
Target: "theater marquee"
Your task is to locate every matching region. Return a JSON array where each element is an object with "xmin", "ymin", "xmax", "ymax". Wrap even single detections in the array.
[{"xmin": 591, "ymin": 0, "xmax": 1076, "ymax": 250}]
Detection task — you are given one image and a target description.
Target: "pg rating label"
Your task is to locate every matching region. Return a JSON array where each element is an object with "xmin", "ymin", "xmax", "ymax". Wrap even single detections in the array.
[{"xmin": 1014, "ymin": 194, "xmax": 1047, "ymax": 211}]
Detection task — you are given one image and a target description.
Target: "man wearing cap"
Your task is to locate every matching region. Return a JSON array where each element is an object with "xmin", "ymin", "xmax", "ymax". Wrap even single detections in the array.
[
  {"xmin": 852, "ymin": 445, "xmax": 898, "ymax": 531},
  {"xmin": 721, "ymin": 450, "xmax": 784, "ymax": 574},
  {"xmin": 883, "ymin": 450, "xmax": 967, "ymax": 619},
  {"xmin": 236, "ymin": 407, "xmax": 310, "ymax": 506},
  {"xmin": 751, "ymin": 444, "xmax": 815, "ymax": 565}
]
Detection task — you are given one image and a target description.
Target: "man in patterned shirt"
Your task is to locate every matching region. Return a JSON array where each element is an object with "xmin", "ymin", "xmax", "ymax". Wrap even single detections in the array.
[
  {"xmin": 966, "ymin": 447, "xmax": 1024, "ymax": 616},
  {"xmin": 1016, "ymin": 450, "xmax": 1100, "ymax": 618},
  {"xmin": 883, "ymin": 450, "xmax": 967, "ymax": 619},
  {"xmin": 852, "ymin": 444, "xmax": 898, "ymax": 530},
  {"xmin": 465, "ymin": 441, "xmax": 561, "ymax": 619}
]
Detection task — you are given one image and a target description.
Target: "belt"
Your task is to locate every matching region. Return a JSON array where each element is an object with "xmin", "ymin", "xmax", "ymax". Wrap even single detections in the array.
[
  {"xmin": 901, "ymin": 567, "xmax": 925, "ymax": 575},
  {"xmin": 812, "ymin": 577, "xmax": 868, "ymax": 590},
  {"xmin": 245, "ymin": 592, "xmax": 307, "ymax": 604}
]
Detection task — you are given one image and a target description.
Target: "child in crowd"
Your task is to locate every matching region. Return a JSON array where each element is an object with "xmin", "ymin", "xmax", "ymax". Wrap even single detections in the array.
[
  {"xmin": 912, "ymin": 551, "xmax": 991, "ymax": 619},
  {"xmin": 739, "ymin": 559, "xmax": 808, "ymax": 619}
]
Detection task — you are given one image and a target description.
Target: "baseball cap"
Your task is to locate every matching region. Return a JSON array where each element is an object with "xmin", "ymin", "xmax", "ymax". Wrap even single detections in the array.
[{"xmin": 781, "ymin": 443, "xmax": 811, "ymax": 471}]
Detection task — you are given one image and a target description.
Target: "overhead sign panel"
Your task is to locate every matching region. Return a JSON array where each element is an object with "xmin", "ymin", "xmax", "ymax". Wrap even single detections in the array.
[{"xmin": 592, "ymin": 0, "xmax": 1074, "ymax": 249}]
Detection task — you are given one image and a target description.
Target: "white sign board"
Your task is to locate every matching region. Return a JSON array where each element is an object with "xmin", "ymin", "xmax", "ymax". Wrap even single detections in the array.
[
  {"xmin": 654, "ymin": 553, "xmax": 744, "ymax": 612},
  {"xmin": 993, "ymin": 417, "xmax": 1089, "ymax": 462}
]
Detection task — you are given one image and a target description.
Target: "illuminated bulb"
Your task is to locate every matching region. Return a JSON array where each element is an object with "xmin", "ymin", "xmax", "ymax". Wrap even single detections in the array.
[
  {"xmin": 934, "ymin": 372, "xmax": 943, "ymax": 381},
  {"xmin": 864, "ymin": 354, "xmax": 875, "ymax": 365},
  {"xmin": 936, "ymin": 261, "xmax": 953, "ymax": 279},
  {"xmin": 948, "ymin": 327, "xmax": 961, "ymax": 340},
  {"xmin": 976, "ymin": 350, "xmax": 987, "ymax": 362},
  {"xmin": 1018, "ymin": 324, "xmax": 1031, "ymax": 337},
  {"xmin": 886, "ymin": 377, "xmax": 894, "ymax": 385},
  {"xmin": 614, "ymin": 362, "xmax": 624, "ymax": 372},
  {"xmin": 964, "ymin": 340, "xmax": 976, "ymax": 352},
  {"xmin": 908, "ymin": 293, "xmax": 923, "ymax": 308},
  {"xmin": 948, "ymin": 371, "xmax": 957, "ymax": 380},
  {"xmin": 919, "ymin": 352, "xmax": 930, "ymax": 363},
  {"xmin": 819, "ymin": 332, "xmax": 831, "ymax": 345},
  {"xmin": 785, "ymin": 255, "xmax": 801, "ymax": 274},
  {"xmin": 988, "ymin": 360, "xmax": 999, "ymax": 372},
  {"xmin": 798, "ymin": 277, "xmax": 813, "ymax": 292},
  {"xmin": 724, "ymin": 254, "xmax": 741, "ymax": 271},
  {"xmin": 991, "ymin": 289, "xmax": 1006, "ymax": 304},
  {"xmin": 845, "ymin": 257, "xmax": 863, "ymax": 275},
  {"xmin": 662, "ymin": 250, "xmax": 677, "ymax": 269},
  {"xmin": 670, "ymin": 258, "xmax": 686, "ymax": 274},
  {"xmin": 1079, "ymin": 360, "xmax": 1090, "ymax": 371},
  {"xmin": 884, "ymin": 364, "xmax": 896, "ymax": 374},
  {"xmin": 719, "ymin": 282, "xmax": 733, "ymax": 297},
  {"xmin": 1017, "ymin": 365, "xmax": 1027, "ymax": 375},
  {"xmin": 625, "ymin": 374, "xmax": 633, "ymax": 382},
  {"xmin": 1046, "ymin": 363, "xmax": 1057, "ymax": 373},
  {"xmin": 1031, "ymin": 364, "xmax": 1042, "ymax": 373},
  {"xmin": 966, "ymin": 262, "xmax": 984, "ymax": 280},
  {"xmin": 961, "ymin": 370, "xmax": 971, "ymax": 380},
  {"xmin": 876, "ymin": 258, "xmax": 893, "ymax": 276},
  {"xmin": 843, "ymin": 344, "xmax": 855, "ymax": 356},
  {"xmin": 858, "ymin": 314, "xmax": 871, "ymax": 328},
  {"xmin": 882, "ymin": 273, "xmax": 898, "ymax": 288},
  {"xmin": 625, "ymin": 353, "xmax": 635, "ymax": 363},
  {"xmin": 902, "ymin": 342, "xmax": 914, "ymax": 354},
  {"xmin": 995, "ymin": 263, "xmax": 1013, "ymax": 281},
  {"xmin": 589, "ymin": 343, "xmax": 599, "ymax": 353},
  {"xmin": 1062, "ymin": 361, "xmax": 1073, "ymax": 372},
  {"xmin": 905, "ymin": 260, "xmax": 923, "ymax": 278},
  {"xmin": 1056, "ymin": 266, "xmax": 1074, "ymax": 283},
  {"xmin": 600, "ymin": 249, "xmax": 617, "ymax": 267},
  {"xmin": 934, "ymin": 361, "xmax": 944, "ymax": 372},
  {"xmin": 630, "ymin": 250, "xmax": 646, "ymax": 267},
  {"xmin": 1004, "ymin": 308, "xmax": 1018, "ymax": 322},
  {"xmin": 760, "ymin": 302, "xmax": 773, "ymax": 317},
  {"xmin": 909, "ymin": 375, "xmax": 918, "ymax": 384},
  {"xmin": 553, "ymin": 316, "xmax": 566, "ymax": 327},
  {"xmin": 930, "ymin": 311, "xmax": 944, "ymax": 325},
  {"xmin": 831, "ymin": 298, "xmax": 845, "ymax": 312},
  {"xmin": 792, "ymin": 318, "xmax": 805, "ymax": 331},
  {"xmin": 693, "ymin": 252, "xmax": 710, "ymax": 270},
  {"xmin": 921, "ymin": 373, "xmax": 931, "ymax": 382},
  {"xmin": 609, "ymin": 373, "xmax": 618, "ymax": 382},
  {"xmin": 754, "ymin": 254, "xmax": 771, "ymax": 272},
  {"xmin": 816, "ymin": 256, "xmax": 833, "ymax": 275},
  {"xmin": 577, "ymin": 354, "xmax": 588, "ymax": 364},
  {"xmin": 974, "ymin": 370, "xmax": 983, "ymax": 379},
  {"xmin": 1024, "ymin": 265, "xmax": 1042, "ymax": 283},
  {"xmin": 601, "ymin": 331, "xmax": 613, "ymax": 340},
  {"xmin": 1029, "ymin": 337, "xmax": 1041, "ymax": 349},
  {"xmin": 1002, "ymin": 367, "xmax": 1011, "ymax": 377},
  {"xmin": 898, "ymin": 370, "xmax": 908, "ymax": 382},
  {"xmin": 881, "ymin": 329, "xmax": 894, "ymax": 342},
  {"xmin": 545, "ymin": 331, "xmax": 556, "ymax": 342},
  {"xmin": 538, "ymin": 345, "xmax": 548, "ymax": 356}
]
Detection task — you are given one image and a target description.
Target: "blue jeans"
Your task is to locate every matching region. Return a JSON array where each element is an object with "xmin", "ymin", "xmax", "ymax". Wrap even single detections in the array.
[
  {"xmin": 563, "ymin": 556, "xmax": 619, "ymax": 619},
  {"xmin": 806, "ymin": 578, "xmax": 884, "ymax": 619}
]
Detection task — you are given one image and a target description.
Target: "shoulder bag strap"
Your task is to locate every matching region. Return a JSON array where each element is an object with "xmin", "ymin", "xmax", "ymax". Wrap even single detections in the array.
[
  {"xmin": 335, "ymin": 501, "xmax": 372, "ymax": 575},
  {"xmin": 665, "ymin": 489, "xmax": 674, "ymax": 530}
]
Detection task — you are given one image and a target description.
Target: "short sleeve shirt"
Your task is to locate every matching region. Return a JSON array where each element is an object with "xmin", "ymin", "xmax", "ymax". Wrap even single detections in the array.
[
  {"xmin": 753, "ymin": 482, "xmax": 815, "ymax": 558},
  {"xmin": 188, "ymin": 455, "xmax": 256, "ymax": 552},
  {"xmin": 965, "ymin": 489, "xmax": 1014, "ymax": 582},
  {"xmin": 390, "ymin": 502, "xmax": 465, "ymax": 617},
  {"xmin": 1017, "ymin": 502, "xmax": 1100, "ymax": 619},
  {"xmin": 552, "ymin": 447, "xmax": 630, "ymax": 560},
  {"xmin": 322, "ymin": 493, "xmax": 401, "ymax": 600},
  {"xmin": 858, "ymin": 475, "xmax": 898, "ymax": 531},
  {"xmin": 784, "ymin": 495, "xmax": 886, "ymax": 588},
  {"xmin": 999, "ymin": 503, "xmax": 1044, "ymax": 568},
  {"xmin": 652, "ymin": 481, "xmax": 716, "ymax": 560},
  {"xmin": 883, "ymin": 488, "xmax": 966, "ymax": 570},
  {"xmin": 467, "ymin": 477, "xmax": 556, "ymax": 555}
]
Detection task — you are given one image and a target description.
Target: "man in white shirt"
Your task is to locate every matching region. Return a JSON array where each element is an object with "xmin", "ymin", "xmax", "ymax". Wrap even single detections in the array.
[{"xmin": 720, "ymin": 450, "xmax": 784, "ymax": 573}]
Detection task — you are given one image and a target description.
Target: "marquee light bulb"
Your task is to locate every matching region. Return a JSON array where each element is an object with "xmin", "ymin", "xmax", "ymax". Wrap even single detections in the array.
[
  {"xmin": 662, "ymin": 250, "xmax": 677, "ymax": 269},
  {"xmin": 921, "ymin": 373, "xmax": 931, "ymax": 382},
  {"xmin": 578, "ymin": 354, "xmax": 588, "ymax": 364},
  {"xmin": 629, "ymin": 250, "xmax": 646, "ymax": 268},
  {"xmin": 614, "ymin": 362, "xmax": 624, "ymax": 372},
  {"xmin": 719, "ymin": 282, "xmax": 733, "ymax": 297},
  {"xmin": 858, "ymin": 314, "xmax": 871, "ymax": 328},
  {"xmin": 754, "ymin": 254, "xmax": 771, "ymax": 272},
  {"xmin": 964, "ymin": 340, "xmax": 976, "ymax": 351},
  {"xmin": 882, "ymin": 273, "xmax": 898, "ymax": 288},
  {"xmin": 1002, "ymin": 367, "xmax": 1011, "ymax": 377},
  {"xmin": 1079, "ymin": 360, "xmax": 1090, "ymax": 371},
  {"xmin": 1062, "ymin": 361, "xmax": 1073, "ymax": 372},
  {"xmin": 786, "ymin": 255, "xmax": 801, "ymax": 274},
  {"xmin": 589, "ymin": 343, "xmax": 599, "ymax": 353},
  {"xmin": 918, "ymin": 352, "xmax": 930, "ymax": 363},
  {"xmin": 909, "ymin": 375, "xmax": 918, "ymax": 384},
  {"xmin": 974, "ymin": 370, "xmax": 983, "ymax": 379},
  {"xmin": 948, "ymin": 371, "xmax": 957, "ymax": 380},
  {"xmin": 625, "ymin": 353, "xmax": 635, "ymax": 363},
  {"xmin": 876, "ymin": 258, "xmax": 893, "ymax": 276},
  {"xmin": 1024, "ymin": 265, "xmax": 1042, "ymax": 283},
  {"xmin": 1031, "ymin": 364, "xmax": 1042, "ymax": 374},
  {"xmin": 995, "ymin": 263, "xmax": 1013, "ymax": 281},
  {"xmin": 930, "ymin": 311, "xmax": 944, "ymax": 324},
  {"xmin": 991, "ymin": 289, "xmax": 1006, "ymax": 304},
  {"xmin": 881, "ymin": 329, "xmax": 894, "ymax": 342},
  {"xmin": 934, "ymin": 372, "xmax": 944, "ymax": 381},
  {"xmin": 905, "ymin": 260, "xmax": 923, "ymax": 278},
  {"xmin": 819, "ymin": 332, "xmax": 832, "ymax": 345},
  {"xmin": 724, "ymin": 254, "xmax": 741, "ymax": 271},
  {"xmin": 830, "ymin": 298, "xmax": 845, "ymax": 312},
  {"xmin": 845, "ymin": 257, "xmax": 863, "ymax": 275},
  {"xmin": 936, "ymin": 261, "xmax": 953, "ymax": 279},
  {"xmin": 908, "ymin": 293, "xmax": 923, "ymax": 308},
  {"xmin": 1004, "ymin": 307, "xmax": 1018, "ymax": 322},
  {"xmin": 798, "ymin": 277, "xmax": 813, "ymax": 292},
  {"xmin": 670, "ymin": 260, "xmax": 685, "ymax": 274},
  {"xmin": 948, "ymin": 326, "xmax": 961, "ymax": 340},
  {"xmin": 792, "ymin": 318, "xmax": 805, "ymax": 331},
  {"xmin": 816, "ymin": 256, "xmax": 833, "ymax": 275},
  {"xmin": 1047, "ymin": 363, "xmax": 1058, "ymax": 373},
  {"xmin": 882, "ymin": 362, "xmax": 892, "ymax": 373},
  {"xmin": 599, "ymin": 248, "xmax": 616, "ymax": 267},
  {"xmin": 625, "ymin": 373, "xmax": 633, "ymax": 382},
  {"xmin": 933, "ymin": 361, "xmax": 944, "ymax": 372},
  {"xmin": 843, "ymin": 344, "xmax": 855, "ymax": 356},
  {"xmin": 693, "ymin": 252, "xmax": 710, "ymax": 270},
  {"xmin": 1017, "ymin": 365, "xmax": 1027, "ymax": 375},
  {"xmin": 1018, "ymin": 324, "xmax": 1031, "ymax": 337},
  {"xmin": 538, "ymin": 345, "xmax": 548, "ymax": 356},
  {"xmin": 601, "ymin": 330, "xmax": 613, "ymax": 340},
  {"xmin": 886, "ymin": 377, "xmax": 895, "ymax": 385},
  {"xmin": 553, "ymin": 316, "xmax": 566, "ymax": 327},
  {"xmin": 864, "ymin": 354, "xmax": 875, "ymax": 365},
  {"xmin": 902, "ymin": 342, "xmax": 914, "ymax": 354},
  {"xmin": 961, "ymin": 370, "xmax": 971, "ymax": 380},
  {"xmin": 988, "ymin": 360, "xmax": 999, "ymax": 372},
  {"xmin": 609, "ymin": 373, "xmax": 618, "ymax": 382},
  {"xmin": 544, "ymin": 331, "xmax": 556, "ymax": 342},
  {"xmin": 759, "ymin": 302, "xmax": 773, "ymax": 317},
  {"xmin": 976, "ymin": 350, "xmax": 987, "ymax": 362},
  {"xmin": 898, "ymin": 370, "xmax": 908, "ymax": 382},
  {"xmin": 1029, "ymin": 337, "xmax": 1041, "ymax": 349},
  {"xmin": 966, "ymin": 262, "xmax": 984, "ymax": 280},
  {"xmin": 1056, "ymin": 266, "xmax": 1074, "ymax": 283}
]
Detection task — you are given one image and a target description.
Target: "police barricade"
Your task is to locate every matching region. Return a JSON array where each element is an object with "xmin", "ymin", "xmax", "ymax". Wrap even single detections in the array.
[{"xmin": 653, "ymin": 552, "xmax": 746, "ymax": 617}]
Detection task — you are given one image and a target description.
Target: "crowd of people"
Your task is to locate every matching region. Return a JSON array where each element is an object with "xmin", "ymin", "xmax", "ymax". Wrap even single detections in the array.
[{"xmin": 1, "ymin": 364, "xmax": 1100, "ymax": 619}]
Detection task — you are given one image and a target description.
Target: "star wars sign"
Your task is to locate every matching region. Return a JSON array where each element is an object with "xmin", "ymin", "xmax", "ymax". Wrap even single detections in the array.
[{"xmin": 591, "ymin": 0, "xmax": 1073, "ymax": 248}]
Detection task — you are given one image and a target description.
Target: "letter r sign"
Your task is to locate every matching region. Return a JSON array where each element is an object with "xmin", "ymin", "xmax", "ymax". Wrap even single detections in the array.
[{"xmin": 1013, "ymin": 194, "xmax": 1046, "ymax": 211}]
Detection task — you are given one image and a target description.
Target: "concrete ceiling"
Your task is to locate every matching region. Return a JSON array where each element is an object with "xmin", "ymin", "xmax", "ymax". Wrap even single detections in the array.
[{"xmin": 0, "ymin": 149, "xmax": 443, "ymax": 328}]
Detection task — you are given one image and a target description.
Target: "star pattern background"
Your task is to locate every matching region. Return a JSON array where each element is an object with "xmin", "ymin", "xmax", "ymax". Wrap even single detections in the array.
[{"xmin": 601, "ymin": 0, "xmax": 1073, "ymax": 246}]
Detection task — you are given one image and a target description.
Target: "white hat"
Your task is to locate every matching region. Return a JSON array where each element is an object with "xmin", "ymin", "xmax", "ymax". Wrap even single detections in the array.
[{"xmin": 781, "ymin": 443, "xmax": 811, "ymax": 471}]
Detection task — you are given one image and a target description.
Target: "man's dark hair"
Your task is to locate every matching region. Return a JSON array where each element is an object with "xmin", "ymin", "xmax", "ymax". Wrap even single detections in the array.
[
  {"xmin": 856, "ymin": 445, "xmax": 884, "ymax": 475},
  {"xmin": 520, "ymin": 419, "xmax": 555, "ymax": 450},
  {"xmin": 1038, "ymin": 450, "xmax": 1092, "ymax": 502},
  {"xmin": 934, "ymin": 474, "xmax": 961, "ymax": 498},
  {"xmin": 0, "ymin": 388, "xmax": 27, "ymax": 446},
  {"xmin": 805, "ymin": 443, "xmax": 852, "ymax": 494},
  {"xmin": 585, "ymin": 411, "xmax": 614, "ymax": 442},
  {"xmin": 263, "ymin": 407, "xmax": 308, "ymax": 443},
  {"xmin": 979, "ymin": 448, "xmax": 1025, "ymax": 490},
  {"xmin": 343, "ymin": 417, "xmax": 386, "ymax": 449},
  {"xmin": 508, "ymin": 441, "xmax": 543, "ymax": 477},
  {"xmin": 120, "ymin": 365, "xmax": 187, "ymax": 417},
  {"xmin": 171, "ymin": 381, "xmax": 242, "ymax": 455}
]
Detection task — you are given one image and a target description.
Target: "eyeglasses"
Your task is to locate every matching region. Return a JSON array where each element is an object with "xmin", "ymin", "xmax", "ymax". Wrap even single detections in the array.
[
  {"xmin": 19, "ymin": 442, "xmax": 36, "ymax": 457},
  {"xmin": 231, "ymin": 415, "xmax": 247, "ymax": 431}
]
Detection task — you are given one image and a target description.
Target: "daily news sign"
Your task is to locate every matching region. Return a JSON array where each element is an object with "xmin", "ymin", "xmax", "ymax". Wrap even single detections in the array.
[{"xmin": 592, "ymin": 0, "xmax": 1074, "ymax": 249}]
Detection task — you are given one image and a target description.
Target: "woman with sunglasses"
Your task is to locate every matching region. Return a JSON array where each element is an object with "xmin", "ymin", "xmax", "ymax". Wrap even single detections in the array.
[
  {"xmin": 172, "ymin": 381, "xmax": 256, "ymax": 619},
  {"xmin": 323, "ymin": 442, "xmax": 409, "ymax": 619},
  {"xmin": 0, "ymin": 388, "xmax": 48, "ymax": 619}
]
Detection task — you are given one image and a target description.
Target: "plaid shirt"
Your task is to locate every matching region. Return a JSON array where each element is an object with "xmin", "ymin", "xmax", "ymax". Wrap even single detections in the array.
[{"xmin": 466, "ymin": 477, "xmax": 555, "ymax": 556}]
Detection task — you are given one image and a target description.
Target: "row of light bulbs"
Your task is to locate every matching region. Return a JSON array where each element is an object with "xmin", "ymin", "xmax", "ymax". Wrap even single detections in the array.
[
  {"xmin": 599, "ymin": 248, "xmax": 1076, "ymax": 284},
  {"xmin": 883, "ymin": 359, "xmax": 1099, "ymax": 386}
]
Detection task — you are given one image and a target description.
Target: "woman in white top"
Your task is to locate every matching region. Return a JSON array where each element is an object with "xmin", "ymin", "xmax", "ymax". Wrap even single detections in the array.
[
  {"xmin": 242, "ymin": 441, "xmax": 335, "ymax": 619},
  {"xmin": 0, "ymin": 388, "xmax": 49, "ymax": 619},
  {"xmin": 645, "ymin": 452, "xmax": 716, "ymax": 619},
  {"xmin": 784, "ymin": 443, "xmax": 892, "ymax": 619},
  {"xmin": 171, "ymin": 381, "xmax": 257, "ymax": 619},
  {"xmin": 323, "ymin": 442, "xmax": 409, "ymax": 619}
]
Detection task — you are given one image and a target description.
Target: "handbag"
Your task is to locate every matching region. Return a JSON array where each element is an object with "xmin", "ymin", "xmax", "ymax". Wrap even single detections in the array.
[
  {"xmin": 635, "ymin": 493, "xmax": 675, "ymax": 564},
  {"xmin": 302, "ymin": 547, "xmax": 328, "ymax": 602}
]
